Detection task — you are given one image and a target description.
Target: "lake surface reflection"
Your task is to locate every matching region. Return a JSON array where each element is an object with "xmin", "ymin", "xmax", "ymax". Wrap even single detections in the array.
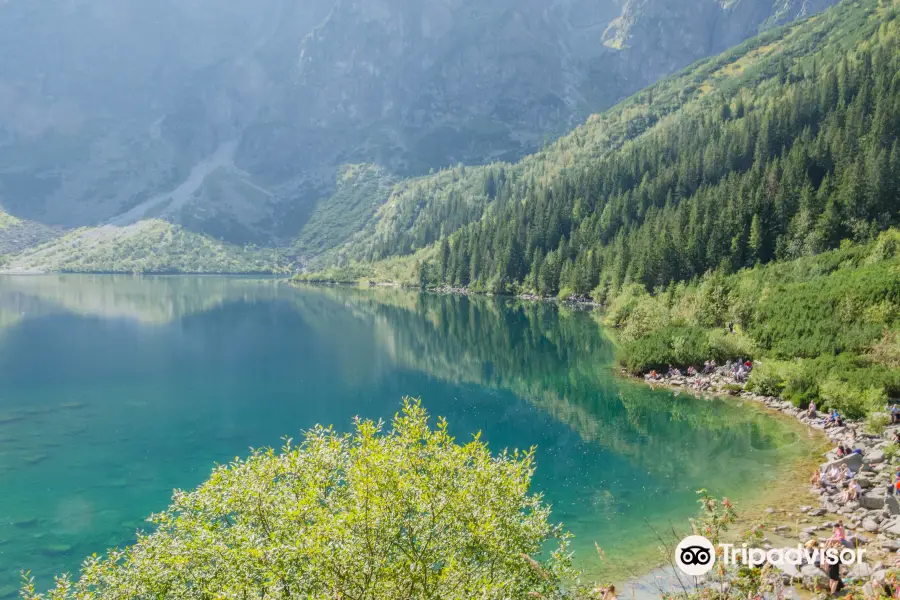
[{"xmin": 0, "ymin": 276, "xmax": 817, "ymax": 596}]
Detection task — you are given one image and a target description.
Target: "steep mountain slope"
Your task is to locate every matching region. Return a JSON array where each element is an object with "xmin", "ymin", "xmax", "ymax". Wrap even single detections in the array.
[
  {"xmin": 307, "ymin": 0, "xmax": 900, "ymax": 294},
  {"xmin": 0, "ymin": 210, "xmax": 57, "ymax": 257},
  {"xmin": 0, "ymin": 0, "xmax": 841, "ymax": 268},
  {"xmin": 0, "ymin": 0, "xmax": 333, "ymax": 235}
]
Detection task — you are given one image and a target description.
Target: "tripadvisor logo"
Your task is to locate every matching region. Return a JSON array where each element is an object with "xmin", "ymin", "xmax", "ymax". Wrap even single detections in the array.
[
  {"xmin": 674, "ymin": 535, "xmax": 867, "ymax": 577},
  {"xmin": 675, "ymin": 535, "xmax": 716, "ymax": 576}
]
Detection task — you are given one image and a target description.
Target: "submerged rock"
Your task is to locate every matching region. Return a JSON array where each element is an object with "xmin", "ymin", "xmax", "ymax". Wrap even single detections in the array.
[{"xmin": 40, "ymin": 543, "xmax": 74, "ymax": 557}]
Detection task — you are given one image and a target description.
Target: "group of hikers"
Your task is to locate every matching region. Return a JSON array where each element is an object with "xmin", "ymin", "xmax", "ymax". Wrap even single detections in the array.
[
  {"xmin": 810, "ymin": 462, "xmax": 864, "ymax": 503},
  {"xmin": 806, "ymin": 401, "xmax": 847, "ymax": 428},
  {"xmin": 806, "ymin": 426, "xmax": 900, "ymax": 595},
  {"xmin": 645, "ymin": 359, "xmax": 753, "ymax": 388}
]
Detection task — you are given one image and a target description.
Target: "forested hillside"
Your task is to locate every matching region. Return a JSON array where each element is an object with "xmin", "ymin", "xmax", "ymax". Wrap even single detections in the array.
[{"xmin": 316, "ymin": 0, "xmax": 899, "ymax": 301}]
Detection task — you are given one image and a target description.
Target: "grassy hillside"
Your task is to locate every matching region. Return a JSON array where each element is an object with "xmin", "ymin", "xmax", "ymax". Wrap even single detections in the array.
[
  {"xmin": 0, "ymin": 220, "xmax": 283, "ymax": 274},
  {"xmin": 293, "ymin": 164, "xmax": 398, "ymax": 264}
]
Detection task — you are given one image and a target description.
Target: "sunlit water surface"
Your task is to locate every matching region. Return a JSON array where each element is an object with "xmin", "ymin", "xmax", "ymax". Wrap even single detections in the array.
[{"xmin": 0, "ymin": 276, "xmax": 819, "ymax": 597}]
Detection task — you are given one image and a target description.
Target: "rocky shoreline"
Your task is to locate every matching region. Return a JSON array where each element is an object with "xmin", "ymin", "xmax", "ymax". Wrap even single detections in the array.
[{"xmin": 635, "ymin": 366, "xmax": 900, "ymax": 593}]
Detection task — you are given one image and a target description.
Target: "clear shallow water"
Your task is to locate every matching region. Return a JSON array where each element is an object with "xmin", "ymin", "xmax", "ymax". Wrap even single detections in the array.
[{"xmin": 0, "ymin": 276, "xmax": 817, "ymax": 596}]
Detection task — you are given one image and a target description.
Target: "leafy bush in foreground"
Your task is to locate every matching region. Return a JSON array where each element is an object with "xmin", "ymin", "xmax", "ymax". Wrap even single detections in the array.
[{"xmin": 22, "ymin": 400, "xmax": 575, "ymax": 600}]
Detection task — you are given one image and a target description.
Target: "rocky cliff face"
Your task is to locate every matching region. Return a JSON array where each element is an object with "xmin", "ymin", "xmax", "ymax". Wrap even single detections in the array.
[
  {"xmin": 0, "ymin": 0, "xmax": 838, "ymax": 249},
  {"xmin": 602, "ymin": 0, "xmax": 837, "ymax": 85}
]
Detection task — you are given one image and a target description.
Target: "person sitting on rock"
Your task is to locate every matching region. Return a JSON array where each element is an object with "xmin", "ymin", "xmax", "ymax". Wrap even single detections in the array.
[
  {"xmin": 838, "ymin": 481, "xmax": 851, "ymax": 503},
  {"xmin": 839, "ymin": 480, "xmax": 862, "ymax": 504},
  {"xmin": 839, "ymin": 464, "xmax": 854, "ymax": 481},
  {"xmin": 848, "ymin": 480, "xmax": 862, "ymax": 501},
  {"xmin": 807, "ymin": 401, "xmax": 817, "ymax": 418},
  {"xmin": 826, "ymin": 465, "xmax": 842, "ymax": 485},
  {"xmin": 843, "ymin": 444, "xmax": 862, "ymax": 456},
  {"xmin": 811, "ymin": 469, "xmax": 823, "ymax": 488},
  {"xmin": 829, "ymin": 520, "xmax": 846, "ymax": 544}
]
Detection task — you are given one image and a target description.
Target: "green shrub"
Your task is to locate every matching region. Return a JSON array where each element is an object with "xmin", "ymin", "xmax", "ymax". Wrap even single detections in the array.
[
  {"xmin": 819, "ymin": 376, "xmax": 888, "ymax": 420},
  {"xmin": 866, "ymin": 412, "xmax": 891, "ymax": 435},
  {"xmin": 884, "ymin": 443, "xmax": 900, "ymax": 462},
  {"xmin": 708, "ymin": 330, "xmax": 757, "ymax": 361},
  {"xmin": 604, "ymin": 284, "xmax": 654, "ymax": 331},
  {"xmin": 746, "ymin": 361, "xmax": 786, "ymax": 397},
  {"xmin": 620, "ymin": 326, "xmax": 743, "ymax": 373},
  {"xmin": 22, "ymin": 400, "xmax": 575, "ymax": 600},
  {"xmin": 780, "ymin": 369, "xmax": 820, "ymax": 408}
]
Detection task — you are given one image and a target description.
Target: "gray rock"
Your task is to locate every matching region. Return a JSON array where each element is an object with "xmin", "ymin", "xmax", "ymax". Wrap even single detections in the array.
[
  {"xmin": 887, "ymin": 494, "xmax": 900, "ymax": 516},
  {"xmin": 799, "ymin": 564, "xmax": 830, "ymax": 589},
  {"xmin": 772, "ymin": 559, "xmax": 802, "ymax": 582},
  {"xmin": 821, "ymin": 452, "xmax": 863, "ymax": 474},
  {"xmin": 809, "ymin": 508, "xmax": 827, "ymax": 517},
  {"xmin": 867, "ymin": 449, "xmax": 886, "ymax": 464},
  {"xmin": 821, "ymin": 453, "xmax": 864, "ymax": 474},
  {"xmin": 848, "ymin": 563, "xmax": 875, "ymax": 579},
  {"xmin": 861, "ymin": 490, "xmax": 887, "ymax": 510},
  {"xmin": 884, "ymin": 518, "xmax": 900, "ymax": 536},
  {"xmin": 863, "ymin": 518, "xmax": 880, "ymax": 532}
]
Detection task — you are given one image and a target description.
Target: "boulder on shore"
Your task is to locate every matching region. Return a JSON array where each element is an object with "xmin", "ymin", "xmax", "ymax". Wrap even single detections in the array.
[
  {"xmin": 861, "ymin": 489, "xmax": 887, "ymax": 510},
  {"xmin": 866, "ymin": 449, "xmax": 886, "ymax": 465},
  {"xmin": 820, "ymin": 453, "xmax": 863, "ymax": 474},
  {"xmin": 884, "ymin": 494, "xmax": 900, "ymax": 516}
]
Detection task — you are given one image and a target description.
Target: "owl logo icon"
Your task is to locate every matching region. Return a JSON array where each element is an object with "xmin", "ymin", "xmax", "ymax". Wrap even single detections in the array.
[{"xmin": 675, "ymin": 535, "xmax": 716, "ymax": 576}]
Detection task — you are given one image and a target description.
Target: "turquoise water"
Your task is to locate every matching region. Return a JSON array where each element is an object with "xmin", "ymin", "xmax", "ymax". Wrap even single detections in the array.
[{"xmin": 0, "ymin": 276, "xmax": 815, "ymax": 596}]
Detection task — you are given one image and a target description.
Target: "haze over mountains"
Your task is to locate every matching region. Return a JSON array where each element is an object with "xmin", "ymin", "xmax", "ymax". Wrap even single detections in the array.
[{"xmin": 0, "ymin": 0, "xmax": 839, "ymax": 261}]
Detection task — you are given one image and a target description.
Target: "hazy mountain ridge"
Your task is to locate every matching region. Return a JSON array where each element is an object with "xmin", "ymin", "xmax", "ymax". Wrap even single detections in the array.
[{"xmin": 0, "ymin": 0, "xmax": 842, "ymax": 272}]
